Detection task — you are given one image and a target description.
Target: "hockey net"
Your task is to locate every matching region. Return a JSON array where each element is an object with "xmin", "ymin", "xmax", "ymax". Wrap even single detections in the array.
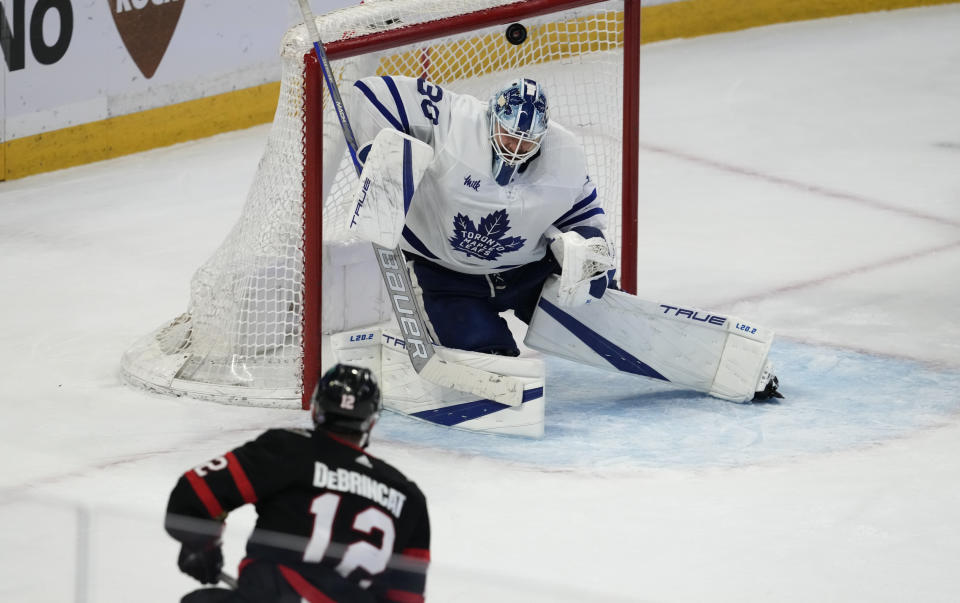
[{"xmin": 121, "ymin": 0, "xmax": 639, "ymax": 408}]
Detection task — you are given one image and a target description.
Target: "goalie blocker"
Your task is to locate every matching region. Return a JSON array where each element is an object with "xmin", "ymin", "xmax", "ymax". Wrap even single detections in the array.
[{"xmin": 348, "ymin": 128, "xmax": 433, "ymax": 249}]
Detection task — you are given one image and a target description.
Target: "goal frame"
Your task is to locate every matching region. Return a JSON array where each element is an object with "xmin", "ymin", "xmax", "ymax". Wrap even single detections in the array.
[{"xmin": 300, "ymin": 0, "xmax": 641, "ymax": 409}]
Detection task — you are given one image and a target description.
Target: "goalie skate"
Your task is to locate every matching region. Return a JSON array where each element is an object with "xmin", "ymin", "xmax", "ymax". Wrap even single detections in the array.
[{"xmin": 752, "ymin": 360, "xmax": 783, "ymax": 401}]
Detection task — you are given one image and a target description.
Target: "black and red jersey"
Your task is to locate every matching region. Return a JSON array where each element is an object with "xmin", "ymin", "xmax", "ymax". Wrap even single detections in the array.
[{"xmin": 166, "ymin": 428, "xmax": 430, "ymax": 602}]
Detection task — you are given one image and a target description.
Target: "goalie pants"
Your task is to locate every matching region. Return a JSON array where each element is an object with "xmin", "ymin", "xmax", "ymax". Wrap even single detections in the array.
[{"xmin": 407, "ymin": 253, "xmax": 559, "ymax": 356}]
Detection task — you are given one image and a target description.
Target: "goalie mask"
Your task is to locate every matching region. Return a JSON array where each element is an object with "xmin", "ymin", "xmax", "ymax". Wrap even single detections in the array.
[
  {"xmin": 489, "ymin": 77, "xmax": 549, "ymax": 186},
  {"xmin": 311, "ymin": 364, "xmax": 382, "ymax": 446}
]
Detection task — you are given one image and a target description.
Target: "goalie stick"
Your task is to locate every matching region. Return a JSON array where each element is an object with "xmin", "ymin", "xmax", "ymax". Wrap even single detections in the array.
[
  {"xmin": 218, "ymin": 572, "xmax": 238, "ymax": 589},
  {"xmin": 291, "ymin": 0, "xmax": 524, "ymax": 406}
]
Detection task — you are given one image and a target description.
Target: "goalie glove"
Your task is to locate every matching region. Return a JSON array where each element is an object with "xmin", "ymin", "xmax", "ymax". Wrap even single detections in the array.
[{"xmin": 548, "ymin": 228, "xmax": 617, "ymax": 308}]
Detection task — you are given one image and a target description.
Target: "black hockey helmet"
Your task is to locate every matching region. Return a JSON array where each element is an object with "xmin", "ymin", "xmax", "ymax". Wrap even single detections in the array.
[{"xmin": 311, "ymin": 364, "xmax": 382, "ymax": 439}]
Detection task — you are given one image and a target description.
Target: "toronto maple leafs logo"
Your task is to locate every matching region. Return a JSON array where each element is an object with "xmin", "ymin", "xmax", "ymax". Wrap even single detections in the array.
[{"xmin": 449, "ymin": 209, "xmax": 526, "ymax": 261}]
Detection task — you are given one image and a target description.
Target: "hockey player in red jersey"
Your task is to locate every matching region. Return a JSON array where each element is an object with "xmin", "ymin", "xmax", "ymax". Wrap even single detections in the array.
[{"xmin": 165, "ymin": 364, "xmax": 431, "ymax": 602}]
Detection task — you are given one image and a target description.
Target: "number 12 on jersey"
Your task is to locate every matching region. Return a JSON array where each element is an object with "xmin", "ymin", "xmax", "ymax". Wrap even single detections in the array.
[{"xmin": 304, "ymin": 493, "xmax": 396, "ymax": 588}]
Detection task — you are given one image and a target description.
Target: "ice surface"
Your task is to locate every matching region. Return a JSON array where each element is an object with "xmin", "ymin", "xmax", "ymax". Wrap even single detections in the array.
[{"xmin": 1, "ymin": 5, "xmax": 959, "ymax": 602}]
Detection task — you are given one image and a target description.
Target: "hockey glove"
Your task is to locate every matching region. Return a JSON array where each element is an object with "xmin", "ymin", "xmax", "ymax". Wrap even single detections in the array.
[
  {"xmin": 177, "ymin": 541, "xmax": 224, "ymax": 585},
  {"xmin": 549, "ymin": 229, "xmax": 617, "ymax": 308}
]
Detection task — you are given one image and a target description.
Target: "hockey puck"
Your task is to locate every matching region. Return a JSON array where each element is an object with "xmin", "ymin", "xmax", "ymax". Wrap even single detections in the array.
[{"xmin": 505, "ymin": 23, "xmax": 527, "ymax": 46}]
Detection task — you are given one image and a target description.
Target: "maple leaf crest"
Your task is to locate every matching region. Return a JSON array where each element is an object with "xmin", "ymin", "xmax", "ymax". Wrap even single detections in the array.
[
  {"xmin": 452, "ymin": 213, "xmax": 475, "ymax": 234},
  {"xmin": 449, "ymin": 209, "xmax": 526, "ymax": 261}
]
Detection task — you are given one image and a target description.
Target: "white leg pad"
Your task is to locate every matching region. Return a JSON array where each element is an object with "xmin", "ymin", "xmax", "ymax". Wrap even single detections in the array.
[
  {"xmin": 331, "ymin": 328, "xmax": 545, "ymax": 437},
  {"xmin": 525, "ymin": 276, "xmax": 774, "ymax": 403},
  {"xmin": 330, "ymin": 327, "xmax": 384, "ymax": 383},
  {"xmin": 323, "ymin": 241, "xmax": 391, "ymax": 333}
]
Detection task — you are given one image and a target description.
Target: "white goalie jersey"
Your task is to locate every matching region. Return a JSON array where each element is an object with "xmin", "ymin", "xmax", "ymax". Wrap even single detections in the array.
[{"xmin": 347, "ymin": 75, "xmax": 607, "ymax": 275}]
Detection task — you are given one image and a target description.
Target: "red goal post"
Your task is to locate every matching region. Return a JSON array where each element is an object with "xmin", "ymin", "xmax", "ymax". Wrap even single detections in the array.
[{"xmin": 121, "ymin": 0, "xmax": 640, "ymax": 410}]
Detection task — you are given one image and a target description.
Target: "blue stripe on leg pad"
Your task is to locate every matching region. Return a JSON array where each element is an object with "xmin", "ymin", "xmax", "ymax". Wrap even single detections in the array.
[
  {"xmin": 537, "ymin": 298, "xmax": 668, "ymax": 381},
  {"xmin": 411, "ymin": 387, "xmax": 543, "ymax": 426}
]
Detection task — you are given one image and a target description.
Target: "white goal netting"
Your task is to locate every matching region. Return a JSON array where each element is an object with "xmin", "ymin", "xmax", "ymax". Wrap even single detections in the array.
[{"xmin": 121, "ymin": 0, "xmax": 631, "ymax": 406}]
